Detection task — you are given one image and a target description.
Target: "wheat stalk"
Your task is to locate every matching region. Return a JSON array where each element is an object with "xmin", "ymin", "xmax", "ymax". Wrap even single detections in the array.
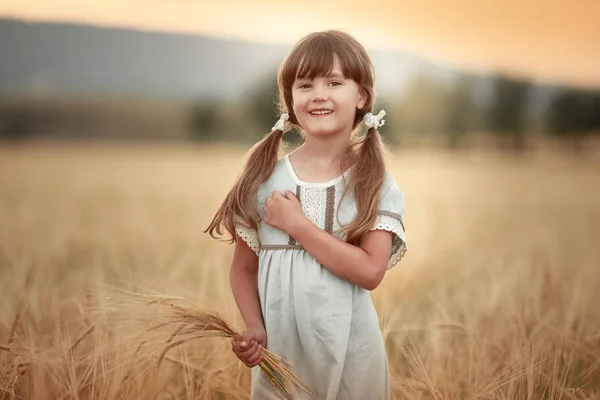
[
  {"xmin": 8, "ymin": 309, "xmax": 21, "ymax": 344},
  {"xmin": 69, "ymin": 325, "xmax": 95, "ymax": 354},
  {"xmin": 0, "ymin": 343, "xmax": 13, "ymax": 353}
]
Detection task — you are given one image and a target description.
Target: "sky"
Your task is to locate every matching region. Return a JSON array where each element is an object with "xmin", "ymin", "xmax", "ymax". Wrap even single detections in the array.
[{"xmin": 2, "ymin": 0, "xmax": 600, "ymax": 88}]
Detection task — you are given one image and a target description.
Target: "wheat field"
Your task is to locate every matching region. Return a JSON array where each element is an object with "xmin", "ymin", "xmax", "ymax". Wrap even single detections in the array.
[{"xmin": 1, "ymin": 142, "xmax": 599, "ymax": 399}]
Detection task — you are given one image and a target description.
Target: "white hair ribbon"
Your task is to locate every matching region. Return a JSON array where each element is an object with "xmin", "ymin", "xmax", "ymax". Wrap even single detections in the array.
[
  {"xmin": 363, "ymin": 110, "xmax": 386, "ymax": 129},
  {"xmin": 271, "ymin": 113, "xmax": 289, "ymax": 132}
]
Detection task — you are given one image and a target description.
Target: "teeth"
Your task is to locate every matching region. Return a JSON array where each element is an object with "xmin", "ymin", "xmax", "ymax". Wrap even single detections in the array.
[{"xmin": 311, "ymin": 110, "xmax": 332, "ymax": 115}]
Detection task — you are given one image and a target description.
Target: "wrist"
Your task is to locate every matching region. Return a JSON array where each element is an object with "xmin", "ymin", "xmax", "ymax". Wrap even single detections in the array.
[
  {"xmin": 287, "ymin": 215, "xmax": 310, "ymax": 240},
  {"xmin": 246, "ymin": 321, "xmax": 265, "ymax": 331}
]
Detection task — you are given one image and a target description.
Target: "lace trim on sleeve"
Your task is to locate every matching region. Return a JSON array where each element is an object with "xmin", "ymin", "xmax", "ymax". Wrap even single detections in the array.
[
  {"xmin": 234, "ymin": 215, "xmax": 260, "ymax": 256},
  {"xmin": 371, "ymin": 211, "xmax": 407, "ymax": 269}
]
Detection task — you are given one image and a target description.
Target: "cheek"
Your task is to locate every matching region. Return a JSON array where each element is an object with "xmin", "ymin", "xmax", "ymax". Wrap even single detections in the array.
[
  {"xmin": 292, "ymin": 102, "xmax": 308, "ymax": 123},
  {"xmin": 290, "ymin": 98, "xmax": 305, "ymax": 127},
  {"xmin": 291, "ymin": 94, "xmax": 305, "ymax": 114},
  {"xmin": 293, "ymin": 102, "xmax": 303, "ymax": 115}
]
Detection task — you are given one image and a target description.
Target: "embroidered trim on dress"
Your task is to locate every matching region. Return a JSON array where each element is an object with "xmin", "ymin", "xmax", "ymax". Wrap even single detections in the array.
[
  {"xmin": 261, "ymin": 244, "xmax": 305, "ymax": 251},
  {"xmin": 288, "ymin": 185, "xmax": 302, "ymax": 245},
  {"xmin": 371, "ymin": 211, "xmax": 407, "ymax": 269},
  {"xmin": 324, "ymin": 185, "xmax": 336, "ymax": 233},
  {"xmin": 234, "ymin": 215, "xmax": 260, "ymax": 256},
  {"xmin": 379, "ymin": 210, "xmax": 405, "ymax": 232},
  {"xmin": 301, "ymin": 186, "xmax": 322, "ymax": 227}
]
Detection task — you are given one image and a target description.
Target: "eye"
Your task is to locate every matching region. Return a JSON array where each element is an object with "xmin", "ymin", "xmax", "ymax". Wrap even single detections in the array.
[
  {"xmin": 298, "ymin": 83, "xmax": 312, "ymax": 89},
  {"xmin": 329, "ymin": 81, "xmax": 342, "ymax": 86}
]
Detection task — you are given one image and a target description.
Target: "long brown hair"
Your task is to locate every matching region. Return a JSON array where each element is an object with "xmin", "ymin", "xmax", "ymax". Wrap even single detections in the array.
[{"xmin": 204, "ymin": 30, "xmax": 388, "ymax": 246}]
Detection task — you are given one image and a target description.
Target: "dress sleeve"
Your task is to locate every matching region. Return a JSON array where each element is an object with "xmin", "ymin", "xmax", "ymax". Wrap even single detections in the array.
[
  {"xmin": 370, "ymin": 173, "xmax": 407, "ymax": 269},
  {"xmin": 234, "ymin": 214, "xmax": 260, "ymax": 256}
]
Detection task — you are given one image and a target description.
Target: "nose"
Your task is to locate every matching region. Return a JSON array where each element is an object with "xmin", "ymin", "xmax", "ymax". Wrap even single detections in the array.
[{"xmin": 311, "ymin": 87, "xmax": 329, "ymax": 102}]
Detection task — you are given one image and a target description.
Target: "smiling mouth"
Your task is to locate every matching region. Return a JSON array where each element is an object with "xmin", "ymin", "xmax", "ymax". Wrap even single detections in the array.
[{"xmin": 310, "ymin": 110, "xmax": 333, "ymax": 115}]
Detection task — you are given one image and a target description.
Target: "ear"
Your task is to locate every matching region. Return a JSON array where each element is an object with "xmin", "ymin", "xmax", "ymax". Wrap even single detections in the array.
[{"xmin": 357, "ymin": 87, "xmax": 368, "ymax": 110}]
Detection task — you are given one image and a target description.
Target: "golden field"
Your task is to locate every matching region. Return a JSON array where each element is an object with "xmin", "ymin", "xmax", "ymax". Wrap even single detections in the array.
[{"xmin": 1, "ymin": 142, "xmax": 599, "ymax": 399}]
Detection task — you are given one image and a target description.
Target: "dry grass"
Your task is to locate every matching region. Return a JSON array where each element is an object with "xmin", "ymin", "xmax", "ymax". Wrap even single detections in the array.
[{"xmin": 1, "ymin": 141, "xmax": 600, "ymax": 399}]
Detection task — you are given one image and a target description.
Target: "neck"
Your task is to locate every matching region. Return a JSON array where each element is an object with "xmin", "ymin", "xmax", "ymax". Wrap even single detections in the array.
[{"xmin": 296, "ymin": 131, "xmax": 352, "ymax": 163}]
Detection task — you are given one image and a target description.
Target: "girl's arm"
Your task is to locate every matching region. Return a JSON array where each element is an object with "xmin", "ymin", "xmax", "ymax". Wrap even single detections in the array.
[
  {"xmin": 230, "ymin": 237, "xmax": 264, "ymax": 330},
  {"xmin": 288, "ymin": 218, "xmax": 392, "ymax": 290}
]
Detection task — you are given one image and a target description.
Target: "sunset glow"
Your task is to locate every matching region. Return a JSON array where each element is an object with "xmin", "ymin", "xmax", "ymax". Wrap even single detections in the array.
[{"xmin": 2, "ymin": 0, "xmax": 600, "ymax": 87}]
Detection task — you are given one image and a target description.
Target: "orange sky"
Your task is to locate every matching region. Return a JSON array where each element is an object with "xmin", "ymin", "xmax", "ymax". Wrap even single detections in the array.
[{"xmin": 2, "ymin": 0, "xmax": 600, "ymax": 88}]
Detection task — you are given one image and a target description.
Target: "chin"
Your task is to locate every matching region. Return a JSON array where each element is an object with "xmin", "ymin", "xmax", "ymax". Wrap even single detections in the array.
[
  {"xmin": 305, "ymin": 128, "xmax": 337, "ymax": 137},
  {"xmin": 304, "ymin": 123, "xmax": 342, "ymax": 136}
]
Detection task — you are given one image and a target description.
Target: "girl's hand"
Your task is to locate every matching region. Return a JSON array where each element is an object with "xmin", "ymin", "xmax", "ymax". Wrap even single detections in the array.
[
  {"xmin": 263, "ymin": 190, "xmax": 305, "ymax": 234},
  {"xmin": 231, "ymin": 325, "xmax": 267, "ymax": 368}
]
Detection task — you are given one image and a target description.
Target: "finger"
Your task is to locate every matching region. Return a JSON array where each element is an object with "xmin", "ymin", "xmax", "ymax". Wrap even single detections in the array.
[
  {"xmin": 240, "ymin": 333, "xmax": 255, "ymax": 348},
  {"xmin": 232, "ymin": 338, "xmax": 243, "ymax": 352},
  {"xmin": 285, "ymin": 190, "xmax": 299, "ymax": 202},
  {"xmin": 247, "ymin": 348, "xmax": 263, "ymax": 367},
  {"xmin": 238, "ymin": 341, "xmax": 258, "ymax": 358},
  {"xmin": 240, "ymin": 341, "xmax": 257, "ymax": 356},
  {"xmin": 245, "ymin": 345, "xmax": 262, "ymax": 365},
  {"xmin": 241, "ymin": 331, "xmax": 256, "ymax": 344}
]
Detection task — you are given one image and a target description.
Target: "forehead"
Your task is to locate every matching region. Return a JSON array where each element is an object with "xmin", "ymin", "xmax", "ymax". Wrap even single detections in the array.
[{"xmin": 295, "ymin": 52, "xmax": 344, "ymax": 80}]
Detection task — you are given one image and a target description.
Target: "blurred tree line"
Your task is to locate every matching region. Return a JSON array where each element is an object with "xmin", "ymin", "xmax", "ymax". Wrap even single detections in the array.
[
  {"xmin": 187, "ymin": 70, "xmax": 600, "ymax": 151},
  {"xmin": 2, "ymin": 71, "xmax": 599, "ymax": 152}
]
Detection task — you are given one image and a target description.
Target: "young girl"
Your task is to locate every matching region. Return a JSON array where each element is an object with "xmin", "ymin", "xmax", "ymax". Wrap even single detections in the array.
[{"xmin": 205, "ymin": 30, "xmax": 407, "ymax": 400}]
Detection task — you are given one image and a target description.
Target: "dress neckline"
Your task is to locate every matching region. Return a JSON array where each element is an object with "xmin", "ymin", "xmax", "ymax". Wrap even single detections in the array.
[{"xmin": 284, "ymin": 153, "xmax": 351, "ymax": 189}]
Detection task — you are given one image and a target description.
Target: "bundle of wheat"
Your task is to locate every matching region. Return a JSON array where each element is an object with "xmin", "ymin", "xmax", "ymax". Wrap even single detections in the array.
[{"xmin": 146, "ymin": 297, "xmax": 318, "ymax": 399}]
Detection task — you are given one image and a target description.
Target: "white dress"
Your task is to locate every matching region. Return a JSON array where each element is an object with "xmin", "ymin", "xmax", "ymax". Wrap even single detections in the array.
[{"xmin": 235, "ymin": 154, "xmax": 407, "ymax": 400}]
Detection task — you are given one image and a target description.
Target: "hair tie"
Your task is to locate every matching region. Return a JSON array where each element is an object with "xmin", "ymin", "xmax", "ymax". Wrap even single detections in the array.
[
  {"xmin": 271, "ymin": 113, "xmax": 290, "ymax": 132},
  {"xmin": 363, "ymin": 110, "xmax": 386, "ymax": 129}
]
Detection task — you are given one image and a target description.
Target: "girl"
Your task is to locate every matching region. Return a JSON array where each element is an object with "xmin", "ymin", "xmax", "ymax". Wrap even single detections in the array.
[{"xmin": 205, "ymin": 30, "xmax": 407, "ymax": 400}]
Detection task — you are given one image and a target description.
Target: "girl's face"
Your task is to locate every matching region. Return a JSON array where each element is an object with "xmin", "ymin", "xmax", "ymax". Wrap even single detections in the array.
[{"xmin": 291, "ymin": 56, "xmax": 367, "ymax": 138}]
